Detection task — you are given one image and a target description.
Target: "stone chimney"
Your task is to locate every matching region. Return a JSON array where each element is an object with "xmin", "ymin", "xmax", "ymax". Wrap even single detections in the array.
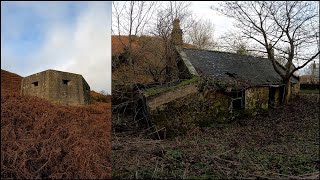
[{"xmin": 171, "ymin": 18, "xmax": 183, "ymax": 46}]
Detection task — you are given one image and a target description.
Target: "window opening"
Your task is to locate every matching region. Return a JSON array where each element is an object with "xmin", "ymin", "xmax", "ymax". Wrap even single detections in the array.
[
  {"xmin": 32, "ymin": 81, "xmax": 39, "ymax": 86},
  {"xmin": 231, "ymin": 90, "xmax": 244, "ymax": 109},
  {"xmin": 63, "ymin": 80, "xmax": 70, "ymax": 85}
]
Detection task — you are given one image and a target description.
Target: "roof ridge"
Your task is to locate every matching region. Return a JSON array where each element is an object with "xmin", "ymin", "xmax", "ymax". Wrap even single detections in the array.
[
  {"xmin": 183, "ymin": 47, "xmax": 268, "ymax": 60},
  {"xmin": 24, "ymin": 69, "xmax": 83, "ymax": 77}
]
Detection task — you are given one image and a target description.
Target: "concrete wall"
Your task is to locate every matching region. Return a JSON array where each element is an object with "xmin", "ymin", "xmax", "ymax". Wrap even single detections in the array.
[
  {"xmin": 21, "ymin": 70, "xmax": 90, "ymax": 105},
  {"xmin": 245, "ymin": 87, "xmax": 269, "ymax": 110},
  {"xmin": 21, "ymin": 71, "xmax": 50, "ymax": 99},
  {"xmin": 82, "ymin": 77, "xmax": 91, "ymax": 104}
]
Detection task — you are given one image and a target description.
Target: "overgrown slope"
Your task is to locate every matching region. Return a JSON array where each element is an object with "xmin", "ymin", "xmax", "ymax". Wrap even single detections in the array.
[
  {"xmin": 112, "ymin": 94, "xmax": 320, "ymax": 179},
  {"xmin": 1, "ymin": 69, "xmax": 111, "ymax": 179}
]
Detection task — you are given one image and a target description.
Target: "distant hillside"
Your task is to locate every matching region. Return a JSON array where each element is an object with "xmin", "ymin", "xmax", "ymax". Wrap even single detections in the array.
[
  {"xmin": 112, "ymin": 35, "xmax": 195, "ymax": 55},
  {"xmin": 1, "ymin": 69, "xmax": 111, "ymax": 179},
  {"xmin": 90, "ymin": 90, "xmax": 111, "ymax": 103},
  {"xmin": 1, "ymin": 69, "xmax": 23, "ymax": 94},
  {"xmin": 112, "ymin": 35, "xmax": 195, "ymax": 85}
]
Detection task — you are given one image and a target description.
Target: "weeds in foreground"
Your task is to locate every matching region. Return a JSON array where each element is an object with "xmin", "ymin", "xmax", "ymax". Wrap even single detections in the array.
[{"xmin": 112, "ymin": 94, "xmax": 319, "ymax": 179}]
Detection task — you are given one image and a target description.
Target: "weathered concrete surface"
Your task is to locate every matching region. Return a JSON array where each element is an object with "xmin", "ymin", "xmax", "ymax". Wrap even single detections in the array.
[
  {"xmin": 21, "ymin": 69, "xmax": 90, "ymax": 105},
  {"xmin": 146, "ymin": 83, "xmax": 198, "ymax": 112},
  {"xmin": 20, "ymin": 70, "xmax": 50, "ymax": 99}
]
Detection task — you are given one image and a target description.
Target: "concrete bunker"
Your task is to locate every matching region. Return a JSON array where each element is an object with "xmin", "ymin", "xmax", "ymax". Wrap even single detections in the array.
[{"xmin": 21, "ymin": 69, "xmax": 91, "ymax": 105}]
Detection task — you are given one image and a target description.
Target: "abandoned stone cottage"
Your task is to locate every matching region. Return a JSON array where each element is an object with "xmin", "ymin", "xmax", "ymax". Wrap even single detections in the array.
[
  {"xmin": 21, "ymin": 69, "xmax": 91, "ymax": 105},
  {"xmin": 143, "ymin": 19, "xmax": 300, "ymax": 133}
]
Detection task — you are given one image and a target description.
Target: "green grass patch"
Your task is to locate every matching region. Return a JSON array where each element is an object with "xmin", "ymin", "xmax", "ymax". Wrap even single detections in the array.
[
  {"xmin": 300, "ymin": 89, "xmax": 319, "ymax": 95},
  {"xmin": 166, "ymin": 149, "xmax": 183, "ymax": 161}
]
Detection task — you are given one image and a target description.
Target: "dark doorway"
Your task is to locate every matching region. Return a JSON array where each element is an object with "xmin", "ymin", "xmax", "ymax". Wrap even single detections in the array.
[
  {"xmin": 269, "ymin": 85, "xmax": 285, "ymax": 108},
  {"xmin": 269, "ymin": 86, "xmax": 277, "ymax": 108},
  {"xmin": 279, "ymin": 85, "xmax": 285, "ymax": 105}
]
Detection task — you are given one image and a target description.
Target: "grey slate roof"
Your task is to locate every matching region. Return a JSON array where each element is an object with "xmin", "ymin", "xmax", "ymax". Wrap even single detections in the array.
[{"xmin": 183, "ymin": 48, "xmax": 298, "ymax": 88}]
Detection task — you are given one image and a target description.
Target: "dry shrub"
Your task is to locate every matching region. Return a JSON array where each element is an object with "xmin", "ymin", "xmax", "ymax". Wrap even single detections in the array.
[
  {"xmin": 90, "ymin": 91, "xmax": 111, "ymax": 103},
  {"xmin": 1, "ymin": 70, "xmax": 111, "ymax": 179}
]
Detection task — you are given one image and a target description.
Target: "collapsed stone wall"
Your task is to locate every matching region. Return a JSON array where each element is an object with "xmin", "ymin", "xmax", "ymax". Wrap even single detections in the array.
[
  {"xmin": 144, "ymin": 80, "xmax": 232, "ymax": 137},
  {"xmin": 144, "ymin": 80, "xmax": 283, "ymax": 137},
  {"xmin": 147, "ymin": 90, "xmax": 231, "ymax": 137}
]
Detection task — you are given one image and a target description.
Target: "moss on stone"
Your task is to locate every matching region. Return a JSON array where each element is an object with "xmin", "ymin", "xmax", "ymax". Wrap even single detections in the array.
[
  {"xmin": 149, "ymin": 90, "xmax": 232, "ymax": 137},
  {"xmin": 144, "ymin": 76, "xmax": 200, "ymax": 97}
]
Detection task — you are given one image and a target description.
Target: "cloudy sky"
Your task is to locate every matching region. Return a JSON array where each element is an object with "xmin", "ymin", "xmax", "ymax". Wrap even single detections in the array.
[
  {"xmin": 191, "ymin": 1, "xmax": 234, "ymax": 38},
  {"xmin": 1, "ymin": 1, "xmax": 112, "ymax": 93}
]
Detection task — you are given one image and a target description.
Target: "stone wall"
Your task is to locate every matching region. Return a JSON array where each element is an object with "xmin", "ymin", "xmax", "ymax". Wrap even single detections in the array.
[
  {"xmin": 291, "ymin": 82, "xmax": 300, "ymax": 96},
  {"xmin": 245, "ymin": 87, "xmax": 269, "ymax": 110},
  {"xmin": 171, "ymin": 19, "xmax": 183, "ymax": 46},
  {"xmin": 144, "ymin": 81, "xmax": 298, "ymax": 136},
  {"xmin": 21, "ymin": 70, "xmax": 90, "ymax": 105},
  {"xmin": 146, "ymin": 90, "xmax": 232, "ymax": 137}
]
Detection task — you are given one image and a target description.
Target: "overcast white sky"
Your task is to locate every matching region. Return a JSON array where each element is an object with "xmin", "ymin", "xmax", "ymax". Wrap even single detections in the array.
[
  {"xmin": 190, "ymin": 1, "xmax": 235, "ymax": 38},
  {"xmin": 1, "ymin": 2, "xmax": 112, "ymax": 93}
]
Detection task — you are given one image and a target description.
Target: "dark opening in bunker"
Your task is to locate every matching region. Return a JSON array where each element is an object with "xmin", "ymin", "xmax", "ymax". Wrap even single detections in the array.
[
  {"xmin": 32, "ymin": 81, "xmax": 39, "ymax": 86},
  {"xmin": 63, "ymin": 80, "xmax": 70, "ymax": 85}
]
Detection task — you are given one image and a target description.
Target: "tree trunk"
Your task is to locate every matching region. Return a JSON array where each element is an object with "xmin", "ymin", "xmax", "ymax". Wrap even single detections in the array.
[
  {"xmin": 283, "ymin": 79, "xmax": 291, "ymax": 104},
  {"xmin": 127, "ymin": 45, "xmax": 133, "ymax": 66}
]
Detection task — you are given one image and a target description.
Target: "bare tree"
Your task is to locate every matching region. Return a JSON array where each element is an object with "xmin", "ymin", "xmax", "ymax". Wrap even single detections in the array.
[
  {"xmin": 219, "ymin": 32, "xmax": 252, "ymax": 55},
  {"xmin": 151, "ymin": 1, "xmax": 195, "ymax": 82},
  {"xmin": 112, "ymin": 1, "xmax": 157, "ymax": 66},
  {"xmin": 100, "ymin": 90, "xmax": 107, "ymax": 96},
  {"xmin": 213, "ymin": 1, "xmax": 320, "ymax": 103},
  {"xmin": 186, "ymin": 19, "xmax": 217, "ymax": 50},
  {"xmin": 112, "ymin": 1, "xmax": 197, "ymax": 82},
  {"xmin": 112, "ymin": 2, "xmax": 196, "ymax": 129}
]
